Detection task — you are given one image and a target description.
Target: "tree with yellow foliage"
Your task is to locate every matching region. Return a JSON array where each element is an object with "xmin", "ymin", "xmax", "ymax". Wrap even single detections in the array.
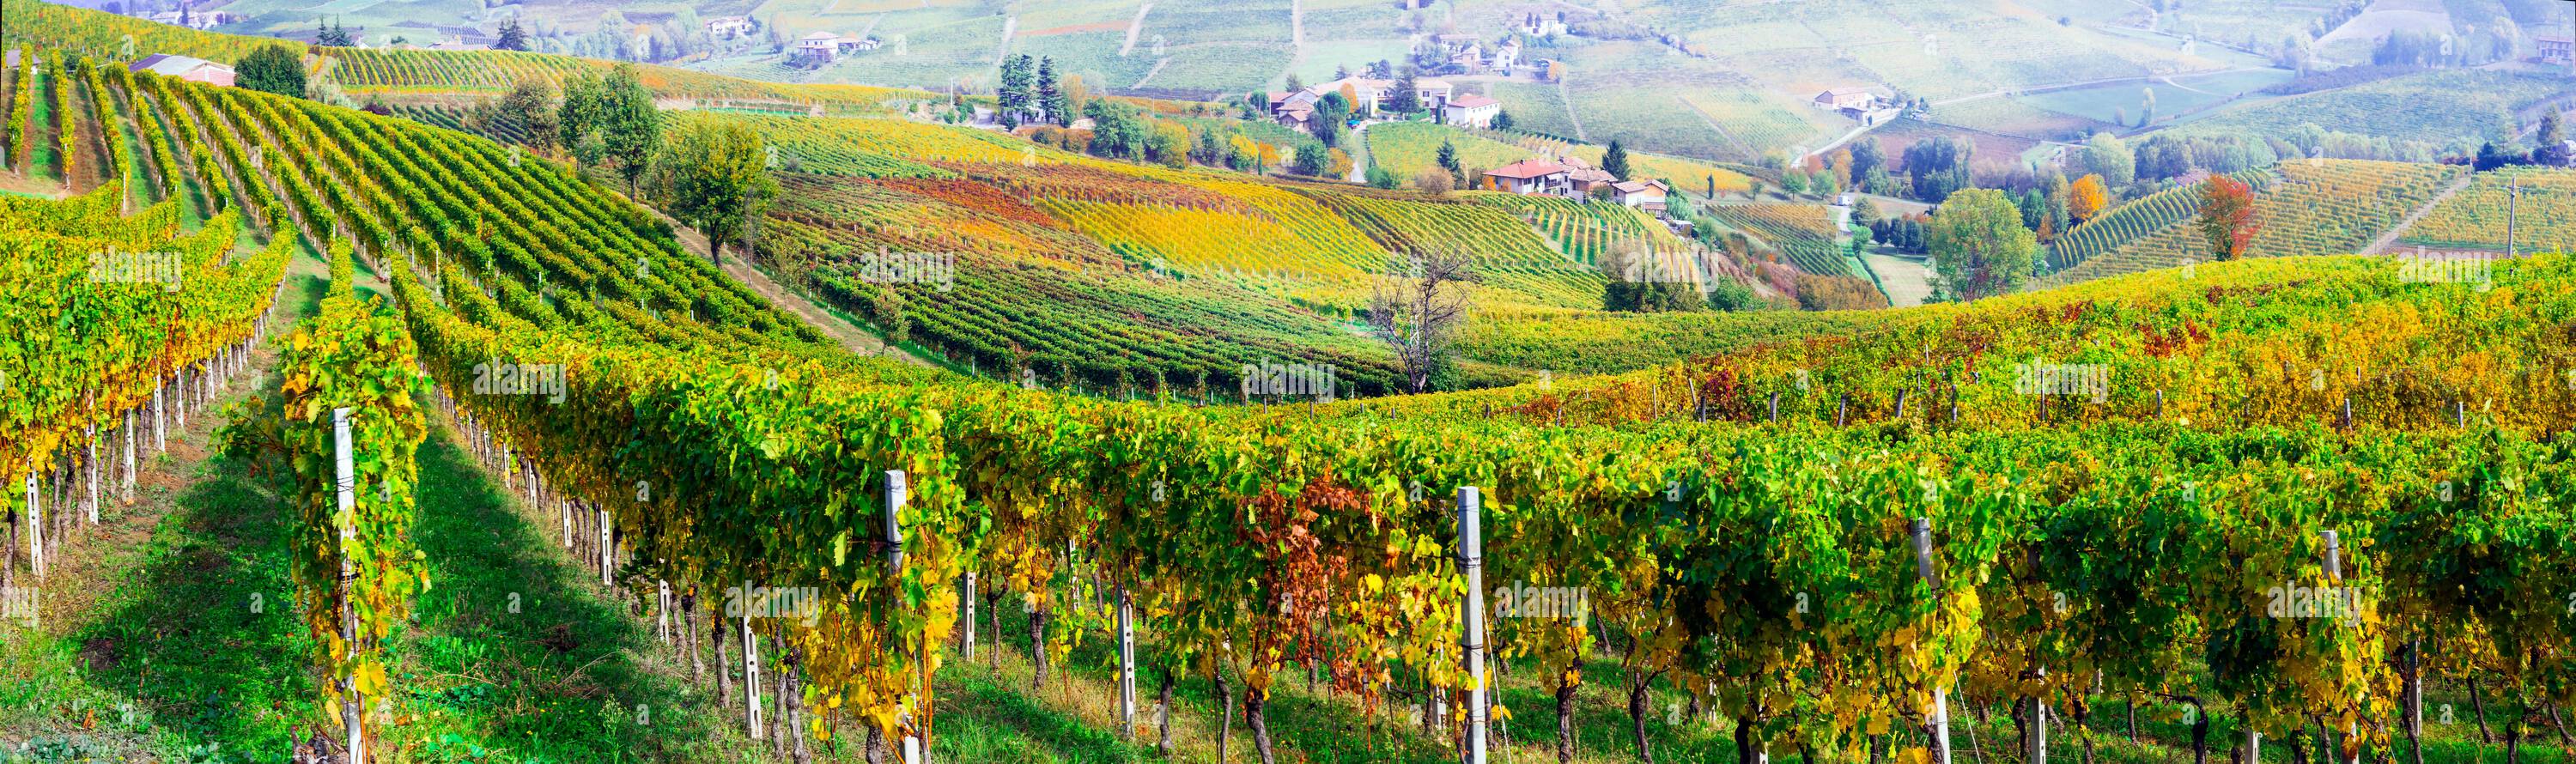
[{"xmin": 2068, "ymin": 173, "xmax": 2110, "ymax": 225}]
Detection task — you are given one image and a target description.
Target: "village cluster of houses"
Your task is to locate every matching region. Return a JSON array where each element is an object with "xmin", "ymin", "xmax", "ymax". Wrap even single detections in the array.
[
  {"xmin": 1810, "ymin": 87, "xmax": 1903, "ymax": 125},
  {"xmin": 1426, "ymin": 33, "xmax": 1559, "ymax": 81},
  {"xmin": 794, "ymin": 31, "xmax": 884, "ymax": 64},
  {"xmin": 1264, "ymin": 76, "xmax": 1502, "ymax": 129},
  {"xmin": 125, "ymin": 3, "xmax": 231, "ymax": 30}
]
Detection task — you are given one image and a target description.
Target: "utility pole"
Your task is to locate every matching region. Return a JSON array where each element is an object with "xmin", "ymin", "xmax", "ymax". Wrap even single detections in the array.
[{"xmin": 2506, "ymin": 176, "xmax": 2520, "ymax": 259}]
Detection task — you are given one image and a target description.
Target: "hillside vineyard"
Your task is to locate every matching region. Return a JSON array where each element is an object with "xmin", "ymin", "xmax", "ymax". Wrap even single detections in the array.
[{"xmin": 3, "ymin": 0, "xmax": 2576, "ymax": 762}]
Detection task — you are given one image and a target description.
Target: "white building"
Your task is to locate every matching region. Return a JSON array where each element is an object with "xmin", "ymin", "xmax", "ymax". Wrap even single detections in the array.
[
  {"xmin": 706, "ymin": 16, "xmax": 756, "ymax": 39},
  {"xmin": 1443, "ymin": 94, "xmax": 1501, "ymax": 129}
]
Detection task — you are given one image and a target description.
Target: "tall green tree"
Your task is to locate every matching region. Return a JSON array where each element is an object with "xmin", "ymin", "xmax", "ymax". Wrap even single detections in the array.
[
  {"xmin": 558, "ymin": 64, "xmax": 661, "ymax": 192},
  {"xmin": 1602, "ymin": 139, "xmax": 1631, "ymax": 181},
  {"xmin": 2535, "ymin": 112, "xmax": 2569, "ymax": 167},
  {"xmin": 316, "ymin": 17, "xmax": 354, "ymax": 47},
  {"xmin": 1310, "ymin": 92, "xmax": 1351, "ymax": 147},
  {"xmin": 1491, "ymin": 109, "xmax": 1514, "ymax": 131},
  {"xmin": 1926, "ymin": 188, "xmax": 2037, "ymax": 301},
  {"xmin": 2082, "ymin": 131, "xmax": 2135, "ymax": 187},
  {"xmin": 654, "ymin": 120, "xmax": 779, "ymax": 264},
  {"xmin": 1388, "ymin": 66, "xmax": 1421, "ymax": 113},
  {"xmin": 495, "ymin": 18, "xmax": 531, "ymax": 52},
  {"xmin": 997, "ymin": 54, "xmax": 1035, "ymax": 128},
  {"xmin": 1037, "ymin": 57, "xmax": 1070, "ymax": 126},
  {"xmin": 235, "ymin": 45, "xmax": 307, "ymax": 99},
  {"xmin": 1436, "ymin": 139, "xmax": 1460, "ymax": 175}
]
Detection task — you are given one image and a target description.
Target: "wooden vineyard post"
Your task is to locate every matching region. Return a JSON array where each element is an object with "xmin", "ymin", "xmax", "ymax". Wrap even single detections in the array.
[
  {"xmin": 1913, "ymin": 518, "xmax": 1952, "ymax": 764},
  {"xmin": 884, "ymin": 470, "xmax": 924, "ymax": 762},
  {"xmin": 333, "ymin": 408, "xmax": 365, "ymax": 764},
  {"xmin": 1460, "ymin": 486, "xmax": 1489, "ymax": 764}
]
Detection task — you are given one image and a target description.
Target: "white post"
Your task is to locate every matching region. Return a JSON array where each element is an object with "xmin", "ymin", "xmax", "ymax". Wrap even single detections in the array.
[
  {"xmin": 1119, "ymin": 585, "xmax": 1136, "ymax": 740},
  {"xmin": 658, "ymin": 579, "xmax": 672, "ymax": 644},
  {"xmin": 2030, "ymin": 667, "xmax": 2049, "ymax": 764},
  {"xmin": 86, "ymin": 427, "xmax": 99, "ymax": 524},
  {"xmin": 562, "ymin": 498, "xmax": 572, "ymax": 549},
  {"xmin": 1914, "ymin": 518, "xmax": 1952, "ymax": 764},
  {"xmin": 334, "ymin": 408, "xmax": 365, "ymax": 764},
  {"xmin": 175, "ymin": 367, "xmax": 187, "ymax": 431},
  {"xmin": 2247, "ymin": 730, "xmax": 2261, "ymax": 764},
  {"xmin": 884, "ymin": 470, "xmax": 924, "ymax": 760},
  {"xmin": 598, "ymin": 506, "xmax": 611, "ymax": 586},
  {"xmin": 744, "ymin": 602, "xmax": 762, "ymax": 739},
  {"xmin": 153, "ymin": 380, "xmax": 165, "ymax": 452},
  {"xmin": 123, "ymin": 409, "xmax": 136, "ymax": 502},
  {"xmin": 963, "ymin": 572, "xmax": 977, "ymax": 660},
  {"xmin": 23, "ymin": 472, "xmax": 42, "ymax": 579},
  {"xmin": 1460, "ymin": 486, "xmax": 1488, "ymax": 764}
]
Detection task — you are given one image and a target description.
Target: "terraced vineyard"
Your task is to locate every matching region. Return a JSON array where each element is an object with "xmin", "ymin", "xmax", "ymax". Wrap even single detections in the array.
[
  {"xmin": 2035, "ymin": 160, "xmax": 2462, "ymax": 288},
  {"xmin": 675, "ymin": 111, "xmax": 1048, "ymax": 179},
  {"xmin": 1473, "ymin": 191, "xmax": 1689, "ymax": 266},
  {"xmin": 2049, "ymin": 169, "xmax": 2271, "ymax": 271},
  {"xmin": 316, "ymin": 47, "xmax": 923, "ymax": 114},
  {"xmin": 2401, "ymin": 166, "xmax": 2576, "ymax": 253},
  {"xmin": 1300, "ymin": 188, "xmax": 1606, "ymax": 309},
  {"xmin": 1710, "ymin": 203, "xmax": 1850, "ymax": 276}
]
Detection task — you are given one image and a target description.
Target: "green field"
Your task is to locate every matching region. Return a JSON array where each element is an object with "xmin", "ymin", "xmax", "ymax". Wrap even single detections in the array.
[
  {"xmin": 2014, "ymin": 68, "xmax": 2297, "ymax": 127},
  {"xmin": 2176, "ymin": 68, "xmax": 2558, "ymax": 147}
]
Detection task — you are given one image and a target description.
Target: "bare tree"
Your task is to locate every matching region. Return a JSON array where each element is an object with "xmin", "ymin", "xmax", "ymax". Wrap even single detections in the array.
[{"xmin": 1366, "ymin": 248, "xmax": 1478, "ymax": 393}]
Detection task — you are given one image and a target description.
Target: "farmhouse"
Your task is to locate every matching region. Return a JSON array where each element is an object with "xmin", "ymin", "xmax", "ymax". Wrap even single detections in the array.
[
  {"xmin": 1564, "ymin": 163, "xmax": 1618, "ymax": 195},
  {"xmin": 1484, "ymin": 160, "xmax": 1570, "ymax": 195},
  {"xmin": 128, "ymin": 54, "xmax": 234, "ymax": 88},
  {"xmin": 1414, "ymin": 79, "xmax": 1455, "ymax": 108},
  {"xmin": 1273, "ymin": 103, "xmax": 1315, "ymax": 130},
  {"xmin": 1613, "ymin": 180, "xmax": 1670, "ymax": 213},
  {"xmin": 706, "ymin": 16, "xmax": 756, "ymax": 39},
  {"xmin": 1813, "ymin": 87, "xmax": 1874, "ymax": 111},
  {"xmin": 1448, "ymin": 44, "xmax": 1485, "ymax": 74},
  {"xmin": 1443, "ymin": 94, "xmax": 1502, "ymax": 128},
  {"xmin": 2538, "ymin": 33, "xmax": 2573, "ymax": 64},
  {"xmin": 798, "ymin": 32, "xmax": 846, "ymax": 61}
]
